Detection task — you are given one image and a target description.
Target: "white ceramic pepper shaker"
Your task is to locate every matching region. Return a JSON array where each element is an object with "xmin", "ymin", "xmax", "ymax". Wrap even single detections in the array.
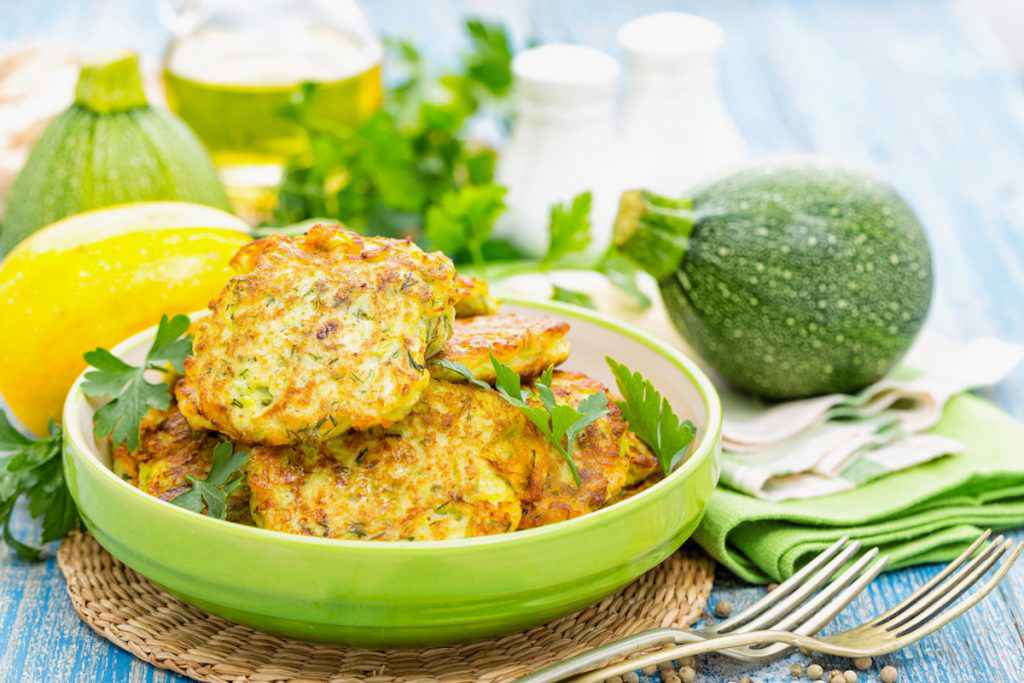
[
  {"xmin": 617, "ymin": 12, "xmax": 745, "ymax": 194},
  {"xmin": 495, "ymin": 44, "xmax": 621, "ymax": 257}
]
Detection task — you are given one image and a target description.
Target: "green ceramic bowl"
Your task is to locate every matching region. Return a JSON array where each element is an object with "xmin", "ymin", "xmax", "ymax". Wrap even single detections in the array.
[{"xmin": 63, "ymin": 299, "xmax": 721, "ymax": 647}]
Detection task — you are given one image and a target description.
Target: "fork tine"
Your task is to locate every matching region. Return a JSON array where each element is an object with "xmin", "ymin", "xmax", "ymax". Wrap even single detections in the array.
[
  {"xmin": 872, "ymin": 529, "xmax": 992, "ymax": 626},
  {"xmin": 741, "ymin": 553, "xmax": 890, "ymax": 659},
  {"xmin": 741, "ymin": 547, "xmax": 878, "ymax": 633},
  {"xmin": 880, "ymin": 535, "xmax": 1005, "ymax": 631},
  {"xmin": 890, "ymin": 541, "xmax": 1023, "ymax": 646},
  {"xmin": 888, "ymin": 538, "xmax": 1012, "ymax": 637},
  {"xmin": 717, "ymin": 536, "xmax": 852, "ymax": 632}
]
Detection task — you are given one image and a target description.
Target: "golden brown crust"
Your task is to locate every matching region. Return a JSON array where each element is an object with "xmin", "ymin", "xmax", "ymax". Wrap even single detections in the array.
[
  {"xmin": 453, "ymin": 274, "xmax": 499, "ymax": 318},
  {"xmin": 429, "ymin": 312, "xmax": 570, "ymax": 383},
  {"xmin": 177, "ymin": 225, "xmax": 459, "ymax": 445}
]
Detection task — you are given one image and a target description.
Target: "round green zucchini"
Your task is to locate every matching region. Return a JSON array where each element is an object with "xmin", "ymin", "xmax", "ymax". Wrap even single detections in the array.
[
  {"xmin": 0, "ymin": 53, "xmax": 230, "ymax": 255},
  {"xmin": 613, "ymin": 161, "xmax": 933, "ymax": 399}
]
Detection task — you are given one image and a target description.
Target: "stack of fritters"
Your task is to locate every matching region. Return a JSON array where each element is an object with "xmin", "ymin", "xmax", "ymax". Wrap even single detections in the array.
[{"xmin": 116, "ymin": 225, "xmax": 659, "ymax": 541}]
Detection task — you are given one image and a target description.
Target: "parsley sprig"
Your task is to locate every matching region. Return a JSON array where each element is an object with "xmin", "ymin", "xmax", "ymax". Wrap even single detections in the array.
[
  {"xmin": 82, "ymin": 314, "xmax": 191, "ymax": 452},
  {"xmin": 606, "ymin": 357, "xmax": 697, "ymax": 475},
  {"xmin": 436, "ymin": 358, "xmax": 608, "ymax": 485},
  {"xmin": 171, "ymin": 442, "xmax": 249, "ymax": 520},
  {"xmin": 0, "ymin": 415, "xmax": 79, "ymax": 560}
]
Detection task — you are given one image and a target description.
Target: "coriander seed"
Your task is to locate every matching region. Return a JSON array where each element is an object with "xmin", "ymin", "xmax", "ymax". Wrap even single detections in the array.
[
  {"xmin": 790, "ymin": 664, "xmax": 803, "ymax": 678},
  {"xmin": 714, "ymin": 600, "xmax": 733, "ymax": 617},
  {"xmin": 680, "ymin": 666, "xmax": 696, "ymax": 683},
  {"xmin": 852, "ymin": 657, "xmax": 871, "ymax": 671},
  {"xmin": 807, "ymin": 663, "xmax": 824, "ymax": 680},
  {"xmin": 843, "ymin": 671, "xmax": 858, "ymax": 683},
  {"xmin": 880, "ymin": 665, "xmax": 898, "ymax": 683}
]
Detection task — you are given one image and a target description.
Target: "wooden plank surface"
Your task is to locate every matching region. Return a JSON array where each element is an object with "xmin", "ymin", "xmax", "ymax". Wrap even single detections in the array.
[{"xmin": 2, "ymin": 1, "xmax": 1024, "ymax": 681}]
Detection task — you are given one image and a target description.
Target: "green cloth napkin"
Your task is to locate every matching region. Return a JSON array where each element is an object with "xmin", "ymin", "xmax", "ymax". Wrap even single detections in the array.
[{"xmin": 694, "ymin": 393, "xmax": 1024, "ymax": 582}]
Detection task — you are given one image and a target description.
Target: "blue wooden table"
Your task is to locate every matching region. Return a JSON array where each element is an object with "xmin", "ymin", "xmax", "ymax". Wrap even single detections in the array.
[{"xmin": 2, "ymin": 1, "xmax": 1024, "ymax": 681}]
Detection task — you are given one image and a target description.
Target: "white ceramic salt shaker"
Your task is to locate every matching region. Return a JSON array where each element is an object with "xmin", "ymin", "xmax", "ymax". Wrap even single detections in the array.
[
  {"xmin": 495, "ymin": 44, "xmax": 621, "ymax": 257},
  {"xmin": 617, "ymin": 12, "xmax": 745, "ymax": 194}
]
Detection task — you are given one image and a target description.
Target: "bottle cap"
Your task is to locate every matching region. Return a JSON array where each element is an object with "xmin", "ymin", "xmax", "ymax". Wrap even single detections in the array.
[
  {"xmin": 617, "ymin": 12, "xmax": 724, "ymax": 67},
  {"xmin": 513, "ymin": 44, "xmax": 620, "ymax": 109}
]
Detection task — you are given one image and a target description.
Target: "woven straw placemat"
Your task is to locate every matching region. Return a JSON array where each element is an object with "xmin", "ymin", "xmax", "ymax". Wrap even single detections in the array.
[{"xmin": 57, "ymin": 531, "xmax": 714, "ymax": 682}]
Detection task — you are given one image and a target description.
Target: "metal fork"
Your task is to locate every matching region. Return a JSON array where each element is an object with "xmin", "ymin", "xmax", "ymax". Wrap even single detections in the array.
[
  {"xmin": 517, "ymin": 534, "xmax": 891, "ymax": 683},
  {"xmin": 558, "ymin": 533, "xmax": 1023, "ymax": 683}
]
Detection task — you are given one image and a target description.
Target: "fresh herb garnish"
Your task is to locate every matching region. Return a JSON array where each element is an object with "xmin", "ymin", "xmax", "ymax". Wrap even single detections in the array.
[
  {"xmin": 0, "ymin": 416, "xmax": 79, "ymax": 560},
  {"xmin": 543, "ymin": 191, "xmax": 592, "ymax": 266},
  {"xmin": 82, "ymin": 314, "xmax": 192, "ymax": 452},
  {"xmin": 425, "ymin": 183, "xmax": 508, "ymax": 266},
  {"xmin": 606, "ymin": 357, "xmax": 697, "ymax": 475},
  {"xmin": 439, "ymin": 358, "xmax": 608, "ymax": 485},
  {"xmin": 171, "ymin": 442, "xmax": 249, "ymax": 520}
]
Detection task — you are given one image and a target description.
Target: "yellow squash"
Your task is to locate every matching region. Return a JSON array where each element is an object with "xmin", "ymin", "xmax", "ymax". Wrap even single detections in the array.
[{"xmin": 0, "ymin": 202, "xmax": 251, "ymax": 434}]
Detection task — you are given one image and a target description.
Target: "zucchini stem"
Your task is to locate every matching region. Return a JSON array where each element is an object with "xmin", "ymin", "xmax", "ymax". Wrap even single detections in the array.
[
  {"xmin": 613, "ymin": 190, "xmax": 695, "ymax": 281},
  {"xmin": 74, "ymin": 52, "xmax": 148, "ymax": 113}
]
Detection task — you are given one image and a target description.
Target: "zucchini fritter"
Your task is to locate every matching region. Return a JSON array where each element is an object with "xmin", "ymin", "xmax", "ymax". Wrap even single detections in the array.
[
  {"xmin": 247, "ymin": 373, "xmax": 659, "ymax": 541},
  {"xmin": 247, "ymin": 381, "xmax": 524, "ymax": 541},
  {"xmin": 177, "ymin": 225, "xmax": 460, "ymax": 445},
  {"xmin": 454, "ymin": 274, "xmax": 499, "ymax": 317},
  {"xmin": 429, "ymin": 312, "xmax": 570, "ymax": 383},
  {"xmin": 112, "ymin": 402, "xmax": 251, "ymax": 524}
]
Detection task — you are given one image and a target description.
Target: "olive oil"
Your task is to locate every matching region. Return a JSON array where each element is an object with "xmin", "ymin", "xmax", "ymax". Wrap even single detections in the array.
[{"xmin": 163, "ymin": 27, "xmax": 382, "ymax": 218}]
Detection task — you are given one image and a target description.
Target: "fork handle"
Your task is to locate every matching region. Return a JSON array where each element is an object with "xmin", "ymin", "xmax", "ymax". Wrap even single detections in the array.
[
  {"xmin": 565, "ymin": 630, "xmax": 805, "ymax": 683},
  {"xmin": 514, "ymin": 628, "xmax": 700, "ymax": 683}
]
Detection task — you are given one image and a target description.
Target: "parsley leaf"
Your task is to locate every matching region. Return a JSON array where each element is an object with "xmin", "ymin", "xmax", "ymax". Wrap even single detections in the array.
[
  {"xmin": 544, "ymin": 191, "xmax": 592, "ymax": 265},
  {"xmin": 462, "ymin": 19, "xmax": 515, "ymax": 97},
  {"xmin": 82, "ymin": 314, "xmax": 192, "ymax": 452},
  {"xmin": 431, "ymin": 360, "xmax": 493, "ymax": 391},
  {"xmin": 606, "ymin": 357, "xmax": 697, "ymax": 475},
  {"xmin": 425, "ymin": 183, "xmax": 507, "ymax": 265},
  {"xmin": 490, "ymin": 358, "xmax": 608, "ymax": 486},
  {"xmin": 0, "ymin": 417, "xmax": 79, "ymax": 561},
  {"xmin": 171, "ymin": 442, "xmax": 249, "ymax": 520}
]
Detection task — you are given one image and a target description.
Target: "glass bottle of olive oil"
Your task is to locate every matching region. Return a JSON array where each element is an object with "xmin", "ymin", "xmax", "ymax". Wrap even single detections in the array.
[{"xmin": 160, "ymin": 1, "xmax": 382, "ymax": 220}]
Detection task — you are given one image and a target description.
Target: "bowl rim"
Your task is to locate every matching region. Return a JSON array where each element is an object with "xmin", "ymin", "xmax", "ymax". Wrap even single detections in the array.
[{"xmin": 63, "ymin": 297, "xmax": 722, "ymax": 551}]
